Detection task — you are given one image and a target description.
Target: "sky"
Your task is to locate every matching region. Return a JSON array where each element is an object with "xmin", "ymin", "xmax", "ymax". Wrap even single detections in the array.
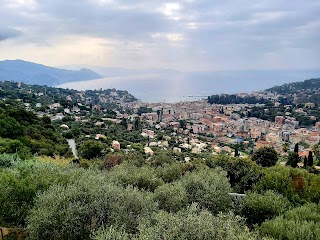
[{"xmin": 0, "ymin": 0, "xmax": 319, "ymax": 71}]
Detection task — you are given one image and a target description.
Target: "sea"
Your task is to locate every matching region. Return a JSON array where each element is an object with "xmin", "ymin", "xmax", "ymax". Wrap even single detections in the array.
[{"xmin": 56, "ymin": 70, "xmax": 320, "ymax": 103}]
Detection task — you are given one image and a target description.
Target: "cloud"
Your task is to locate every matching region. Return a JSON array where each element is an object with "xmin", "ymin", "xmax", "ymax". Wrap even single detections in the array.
[
  {"xmin": 0, "ymin": 0, "xmax": 319, "ymax": 70},
  {"xmin": 0, "ymin": 27, "xmax": 21, "ymax": 41}
]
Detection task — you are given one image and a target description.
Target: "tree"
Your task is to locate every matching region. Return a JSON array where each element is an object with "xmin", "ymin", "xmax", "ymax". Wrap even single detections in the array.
[
  {"xmin": 303, "ymin": 156, "xmax": 308, "ymax": 168},
  {"xmin": 27, "ymin": 180, "xmax": 156, "ymax": 239},
  {"xmin": 180, "ymin": 167, "xmax": 232, "ymax": 214},
  {"xmin": 234, "ymin": 146, "xmax": 239, "ymax": 157},
  {"xmin": 205, "ymin": 156, "xmax": 263, "ymax": 193},
  {"xmin": 282, "ymin": 143, "xmax": 289, "ymax": 153},
  {"xmin": 294, "ymin": 143, "xmax": 299, "ymax": 153},
  {"xmin": 252, "ymin": 147, "xmax": 278, "ymax": 167},
  {"xmin": 312, "ymin": 144, "xmax": 319, "ymax": 160},
  {"xmin": 136, "ymin": 205, "xmax": 260, "ymax": 240},
  {"xmin": 240, "ymin": 191, "xmax": 291, "ymax": 226},
  {"xmin": 79, "ymin": 140, "xmax": 106, "ymax": 160},
  {"xmin": 307, "ymin": 151, "xmax": 314, "ymax": 167},
  {"xmin": 287, "ymin": 152, "xmax": 300, "ymax": 168},
  {"xmin": 153, "ymin": 183, "xmax": 188, "ymax": 212}
]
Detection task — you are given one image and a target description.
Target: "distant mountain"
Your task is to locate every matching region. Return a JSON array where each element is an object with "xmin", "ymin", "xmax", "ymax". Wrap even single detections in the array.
[{"xmin": 0, "ymin": 60, "xmax": 102, "ymax": 86}]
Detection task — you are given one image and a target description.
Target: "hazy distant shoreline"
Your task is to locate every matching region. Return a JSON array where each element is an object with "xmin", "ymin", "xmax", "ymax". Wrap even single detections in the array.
[{"xmin": 57, "ymin": 70, "xmax": 320, "ymax": 103}]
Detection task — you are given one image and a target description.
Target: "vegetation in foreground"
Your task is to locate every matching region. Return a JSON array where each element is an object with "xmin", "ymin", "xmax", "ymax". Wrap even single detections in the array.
[{"xmin": 1, "ymin": 151, "xmax": 320, "ymax": 240}]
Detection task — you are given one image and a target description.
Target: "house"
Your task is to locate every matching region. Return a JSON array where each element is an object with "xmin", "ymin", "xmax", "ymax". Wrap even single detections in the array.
[
  {"xmin": 60, "ymin": 124, "xmax": 69, "ymax": 130},
  {"xmin": 112, "ymin": 140, "xmax": 121, "ymax": 150},
  {"xmin": 144, "ymin": 147, "xmax": 154, "ymax": 156},
  {"xmin": 49, "ymin": 103, "xmax": 62, "ymax": 110}
]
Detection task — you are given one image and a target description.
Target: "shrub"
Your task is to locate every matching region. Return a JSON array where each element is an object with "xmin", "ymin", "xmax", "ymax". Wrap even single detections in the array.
[
  {"xmin": 254, "ymin": 166, "xmax": 309, "ymax": 204},
  {"xmin": 0, "ymin": 153, "xmax": 20, "ymax": 168},
  {"xmin": 154, "ymin": 183, "xmax": 188, "ymax": 212},
  {"xmin": 27, "ymin": 178, "xmax": 157, "ymax": 239},
  {"xmin": 180, "ymin": 167, "xmax": 232, "ymax": 214},
  {"xmin": 109, "ymin": 163, "xmax": 164, "ymax": 191},
  {"xmin": 260, "ymin": 203, "xmax": 320, "ymax": 240},
  {"xmin": 255, "ymin": 166, "xmax": 320, "ymax": 204},
  {"xmin": 155, "ymin": 162, "xmax": 185, "ymax": 183},
  {"xmin": 240, "ymin": 190, "xmax": 291, "ymax": 226},
  {"xmin": 0, "ymin": 161, "xmax": 87, "ymax": 227},
  {"xmin": 206, "ymin": 156, "xmax": 263, "ymax": 193},
  {"xmin": 92, "ymin": 226, "xmax": 131, "ymax": 240},
  {"xmin": 136, "ymin": 204, "xmax": 263, "ymax": 240},
  {"xmin": 261, "ymin": 217, "xmax": 320, "ymax": 240}
]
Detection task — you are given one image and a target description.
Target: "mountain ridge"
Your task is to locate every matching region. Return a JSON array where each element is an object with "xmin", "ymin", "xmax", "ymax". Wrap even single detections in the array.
[{"xmin": 0, "ymin": 59, "xmax": 102, "ymax": 86}]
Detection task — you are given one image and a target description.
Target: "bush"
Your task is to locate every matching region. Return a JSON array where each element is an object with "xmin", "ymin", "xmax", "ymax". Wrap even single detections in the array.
[
  {"xmin": 206, "ymin": 156, "xmax": 263, "ymax": 193},
  {"xmin": 240, "ymin": 190, "xmax": 291, "ymax": 226},
  {"xmin": 180, "ymin": 167, "xmax": 232, "ymax": 214},
  {"xmin": 109, "ymin": 163, "xmax": 164, "ymax": 191},
  {"xmin": 136, "ymin": 205, "xmax": 263, "ymax": 240},
  {"xmin": 92, "ymin": 226, "xmax": 131, "ymax": 240},
  {"xmin": 261, "ymin": 217, "xmax": 320, "ymax": 240},
  {"xmin": 0, "ymin": 161, "xmax": 87, "ymax": 227},
  {"xmin": 154, "ymin": 183, "xmax": 188, "ymax": 212},
  {"xmin": 155, "ymin": 162, "xmax": 184, "ymax": 183},
  {"xmin": 254, "ymin": 166, "xmax": 320, "ymax": 204},
  {"xmin": 260, "ymin": 203, "xmax": 320, "ymax": 240},
  {"xmin": 27, "ymin": 178, "xmax": 157, "ymax": 239},
  {"xmin": 252, "ymin": 147, "xmax": 278, "ymax": 167},
  {"xmin": 0, "ymin": 153, "xmax": 20, "ymax": 168}
]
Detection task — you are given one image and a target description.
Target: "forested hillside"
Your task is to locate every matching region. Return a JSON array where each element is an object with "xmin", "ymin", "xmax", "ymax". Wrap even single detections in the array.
[{"xmin": 266, "ymin": 78, "xmax": 320, "ymax": 104}]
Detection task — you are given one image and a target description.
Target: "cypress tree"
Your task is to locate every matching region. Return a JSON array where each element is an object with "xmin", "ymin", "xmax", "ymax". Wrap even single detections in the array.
[
  {"xmin": 308, "ymin": 151, "xmax": 314, "ymax": 167},
  {"xmin": 294, "ymin": 143, "xmax": 299, "ymax": 153},
  {"xmin": 303, "ymin": 156, "xmax": 308, "ymax": 168},
  {"xmin": 235, "ymin": 146, "xmax": 239, "ymax": 157}
]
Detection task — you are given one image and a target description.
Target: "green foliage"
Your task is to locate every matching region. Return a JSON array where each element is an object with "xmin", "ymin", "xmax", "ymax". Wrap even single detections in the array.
[
  {"xmin": 240, "ymin": 191, "xmax": 291, "ymax": 226},
  {"xmin": 254, "ymin": 166, "xmax": 320, "ymax": 204},
  {"xmin": 137, "ymin": 205, "xmax": 262, "ymax": 240},
  {"xmin": 79, "ymin": 140, "xmax": 106, "ymax": 159},
  {"xmin": 0, "ymin": 153, "xmax": 21, "ymax": 168},
  {"xmin": 206, "ymin": 156, "xmax": 263, "ymax": 193},
  {"xmin": 180, "ymin": 167, "xmax": 232, "ymax": 214},
  {"xmin": 260, "ymin": 203, "xmax": 320, "ymax": 240},
  {"xmin": 27, "ymin": 177, "xmax": 157, "ymax": 239},
  {"xmin": 155, "ymin": 162, "xmax": 185, "ymax": 183},
  {"xmin": 92, "ymin": 226, "xmax": 131, "ymax": 240},
  {"xmin": 109, "ymin": 163, "xmax": 164, "ymax": 191},
  {"xmin": 0, "ymin": 104, "xmax": 71, "ymax": 157},
  {"xmin": 252, "ymin": 147, "xmax": 278, "ymax": 167},
  {"xmin": 287, "ymin": 152, "xmax": 300, "ymax": 168},
  {"xmin": 0, "ymin": 116, "xmax": 25, "ymax": 138},
  {"xmin": 150, "ymin": 151, "xmax": 175, "ymax": 167},
  {"xmin": 154, "ymin": 183, "xmax": 188, "ymax": 212},
  {"xmin": 0, "ymin": 161, "xmax": 86, "ymax": 227}
]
